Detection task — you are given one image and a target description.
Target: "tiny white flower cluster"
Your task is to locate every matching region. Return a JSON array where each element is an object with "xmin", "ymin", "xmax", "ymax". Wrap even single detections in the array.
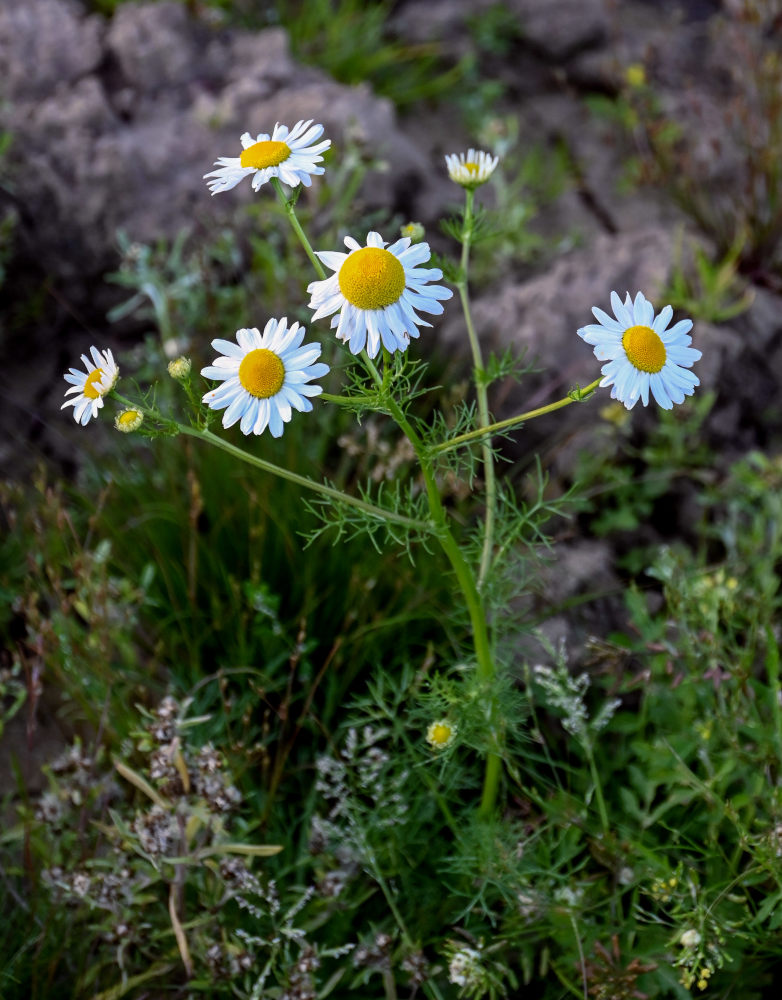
[{"xmin": 447, "ymin": 945, "xmax": 484, "ymax": 988}]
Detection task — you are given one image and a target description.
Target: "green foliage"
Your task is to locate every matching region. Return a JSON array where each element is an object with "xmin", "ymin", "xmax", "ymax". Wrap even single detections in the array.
[
  {"xmin": 589, "ymin": 5, "xmax": 782, "ymax": 277},
  {"xmin": 663, "ymin": 235, "xmax": 755, "ymax": 323},
  {"xmin": 277, "ymin": 0, "xmax": 467, "ymax": 109},
  {"xmin": 4, "ymin": 27, "xmax": 779, "ymax": 999}
]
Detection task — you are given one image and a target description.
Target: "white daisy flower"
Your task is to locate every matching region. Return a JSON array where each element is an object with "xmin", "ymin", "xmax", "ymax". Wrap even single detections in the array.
[
  {"xmin": 445, "ymin": 148, "xmax": 499, "ymax": 188},
  {"xmin": 61, "ymin": 347, "xmax": 119, "ymax": 425},
  {"xmin": 306, "ymin": 231, "xmax": 453, "ymax": 359},
  {"xmin": 204, "ymin": 120, "xmax": 331, "ymax": 195},
  {"xmin": 578, "ymin": 291, "xmax": 701, "ymax": 410},
  {"xmin": 201, "ymin": 319, "xmax": 329, "ymax": 437}
]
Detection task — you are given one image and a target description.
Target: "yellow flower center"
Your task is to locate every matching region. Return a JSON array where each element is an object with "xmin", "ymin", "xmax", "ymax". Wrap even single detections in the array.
[
  {"xmin": 338, "ymin": 247, "xmax": 406, "ymax": 310},
  {"xmin": 117, "ymin": 410, "xmax": 141, "ymax": 428},
  {"xmin": 429, "ymin": 723, "xmax": 452, "ymax": 746},
  {"xmin": 240, "ymin": 140, "xmax": 291, "ymax": 170},
  {"xmin": 238, "ymin": 349, "xmax": 285, "ymax": 398},
  {"xmin": 464, "ymin": 162, "xmax": 480, "ymax": 174},
  {"xmin": 83, "ymin": 368, "xmax": 106, "ymax": 399},
  {"xmin": 622, "ymin": 324, "xmax": 667, "ymax": 373}
]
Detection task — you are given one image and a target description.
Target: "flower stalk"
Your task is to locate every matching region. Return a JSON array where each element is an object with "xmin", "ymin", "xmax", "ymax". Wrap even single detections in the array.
[{"xmin": 456, "ymin": 187, "xmax": 496, "ymax": 593}]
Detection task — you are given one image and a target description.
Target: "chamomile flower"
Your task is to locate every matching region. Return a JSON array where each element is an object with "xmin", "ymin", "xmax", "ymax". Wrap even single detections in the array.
[
  {"xmin": 445, "ymin": 148, "xmax": 499, "ymax": 188},
  {"xmin": 307, "ymin": 231, "xmax": 453, "ymax": 358},
  {"xmin": 204, "ymin": 120, "xmax": 330, "ymax": 195},
  {"xmin": 426, "ymin": 720, "xmax": 457, "ymax": 750},
  {"xmin": 115, "ymin": 409, "xmax": 144, "ymax": 433},
  {"xmin": 201, "ymin": 319, "xmax": 328, "ymax": 437},
  {"xmin": 578, "ymin": 291, "xmax": 701, "ymax": 410},
  {"xmin": 61, "ymin": 347, "xmax": 119, "ymax": 425}
]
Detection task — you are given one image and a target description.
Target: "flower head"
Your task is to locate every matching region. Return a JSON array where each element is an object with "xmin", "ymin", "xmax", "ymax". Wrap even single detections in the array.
[
  {"xmin": 61, "ymin": 347, "xmax": 119, "ymax": 425},
  {"xmin": 168, "ymin": 356, "xmax": 191, "ymax": 380},
  {"xmin": 447, "ymin": 945, "xmax": 484, "ymax": 989},
  {"xmin": 578, "ymin": 291, "xmax": 701, "ymax": 410},
  {"xmin": 426, "ymin": 720, "xmax": 457, "ymax": 750},
  {"xmin": 680, "ymin": 929, "xmax": 702, "ymax": 949},
  {"xmin": 307, "ymin": 231, "xmax": 453, "ymax": 359},
  {"xmin": 201, "ymin": 319, "xmax": 328, "ymax": 437},
  {"xmin": 204, "ymin": 120, "xmax": 330, "ymax": 195},
  {"xmin": 445, "ymin": 148, "xmax": 499, "ymax": 188},
  {"xmin": 115, "ymin": 409, "xmax": 144, "ymax": 433},
  {"xmin": 400, "ymin": 221, "xmax": 425, "ymax": 243}
]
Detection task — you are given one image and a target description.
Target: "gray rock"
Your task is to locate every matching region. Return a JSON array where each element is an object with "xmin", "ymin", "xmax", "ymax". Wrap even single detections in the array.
[
  {"xmin": 106, "ymin": 1, "xmax": 206, "ymax": 92},
  {"xmin": 0, "ymin": 0, "xmax": 104, "ymax": 102},
  {"xmin": 510, "ymin": 0, "xmax": 610, "ymax": 60},
  {"xmin": 0, "ymin": 0, "xmax": 436, "ymax": 282},
  {"xmin": 441, "ymin": 226, "xmax": 677, "ymax": 379}
]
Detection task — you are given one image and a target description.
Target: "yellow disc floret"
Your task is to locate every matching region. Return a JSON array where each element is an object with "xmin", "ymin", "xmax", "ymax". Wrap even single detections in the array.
[
  {"xmin": 622, "ymin": 324, "xmax": 667, "ymax": 373},
  {"xmin": 83, "ymin": 368, "xmax": 107, "ymax": 399},
  {"xmin": 115, "ymin": 409, "xmax": 143, "ymax": 433},
  {"xmin": 426, "ymin": 719, "xmax": 456, "ymax": 749},
  {"xmin": 338, "ymin": 247, "xmax": 406, "ymax": 310},
  {"xmin": 240, "ymin": 140, "xmax": 291, "ymax": 170},
  {"xmin": 238, "ymin": 349, "xmax": 285, "ymax": 398}
]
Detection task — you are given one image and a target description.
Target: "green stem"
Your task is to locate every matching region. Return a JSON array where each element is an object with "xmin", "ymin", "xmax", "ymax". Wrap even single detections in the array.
[
  {"xmin": 113, "ymin": 394, "xmax": 430, "ymax": 533},
  {"xmin": 457, "ymin": 188, "xmax": 496, "ymax": 592},
  {"xmin": 363, "ymin": 356, "xmax": 501, "ymax": 817},
  {"xmin": 431, "ymin": 378, "xmax": 602, "ymax": 455},
  {"xmin": 179, "ymin": 425, "xmax": 430, "ymax": 533},
  {"xmin": 271, "ymin": 177, "xmax": 326, "ymax": 280},
  {"xmin": 584, "ymin": 740, "xmax": 610, "ymax": 839}
]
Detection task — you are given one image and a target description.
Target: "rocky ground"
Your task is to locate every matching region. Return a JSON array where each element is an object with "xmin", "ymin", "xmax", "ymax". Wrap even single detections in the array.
[
  {"xmin": 2, "ymin": 0, "xmax": 781, "ymax": 759},
  {"xmin": 2, "ymin": 0, "xmax": 777, "ymax": 467}
]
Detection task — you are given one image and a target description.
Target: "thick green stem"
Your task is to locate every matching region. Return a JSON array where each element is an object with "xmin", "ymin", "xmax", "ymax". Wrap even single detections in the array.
[
  {"xmin": 363, "ymin": 356, "xmax": 501, "ymax": 817},
  {"xmin": 457, "ymin": 188, "xmax": 496, "ymax": 592},
  {"xmin": 271, "ymin": 177, "xmax": 327, "ymax": 280},
  {"xmin": 431, "ymin": 378, "xmax": 602, "ymax": 455}
]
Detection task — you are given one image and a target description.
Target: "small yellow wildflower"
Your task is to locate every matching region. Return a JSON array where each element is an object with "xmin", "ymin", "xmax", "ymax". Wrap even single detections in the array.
[
  {"xmin": 625, "ymin": 63, "xmax": 646, "ymax": 88},
  {"xmin": 114, "ymin": 408, "xmax": 144, "ymax": 433},
  {"xmin": 426, "ymin": 719, "xmax": 457, "ymax": 750},
  {"xmin": 168, "ymin": 356, "xmax": 192, "ymax": 380},
  {"xmin": 599, "ymin": 401, "xmax": 631, "ymax": 427}
]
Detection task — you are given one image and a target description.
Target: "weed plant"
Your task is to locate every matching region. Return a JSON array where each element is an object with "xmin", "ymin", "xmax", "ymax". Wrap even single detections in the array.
[{"xmin": 1, "ymin": 91, "xmax": 781, "ymax": 1000}]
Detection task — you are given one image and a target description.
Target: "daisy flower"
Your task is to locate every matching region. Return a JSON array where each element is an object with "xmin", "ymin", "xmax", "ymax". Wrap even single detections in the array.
[
  {"xmin": 307, "ymin": 231, "xmax": 453, "ymax": 358},
  {"xmin": 115, "ymin": 409, "xmax": 144, "ymax": 433},
  {"xmin": 426, "ymin": 719, "xmax": 457, "ymax": 750},
  {"xmin": 577, "ymin": 291, "xmax": 701, "ymax": 410},
  {"xmin": 445, "ymin": 148, "xmax": 499, "ymax": 188},
  {"xmin": 61, "ymin": 347, "xmax": 119, "ymax": 425},
  {"xmin": 204, "ymin": 120, "xmax": 330, "ymax": 195},
  {"xmin": 201, "ymin": 319, "xmax": 329, "ymax": 437}
]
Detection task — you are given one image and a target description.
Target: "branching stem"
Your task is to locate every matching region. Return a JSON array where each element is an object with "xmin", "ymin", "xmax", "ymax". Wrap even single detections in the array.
[{"xmin": 431, "ymin": 378, "xmax": 602, "ymax": 455}]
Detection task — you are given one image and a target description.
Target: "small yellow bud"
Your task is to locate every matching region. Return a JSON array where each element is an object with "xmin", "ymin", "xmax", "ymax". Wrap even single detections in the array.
[
  {"xmin": 114, "ymin": 408, "xmax": 144, "ymax": 433},
  {"xmin": 625, "ymin": 63, "xmax": 646, "ymax": 88},
  {"xmin": 400, "ymin": 221, "xmax": 425, "ymax": 243},
  {"xmin": 168, "ymin": 356, "xmax": 192, "ymax": 380},
  {"xmin": 426, "ymin": 719, "xmax": 456, "ymax": 750}
]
